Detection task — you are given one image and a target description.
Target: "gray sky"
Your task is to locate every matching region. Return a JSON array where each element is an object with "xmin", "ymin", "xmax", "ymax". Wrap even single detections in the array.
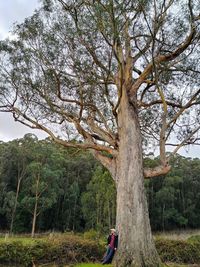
[
  {"xmin": 0, "ymin": 0, "xmax": 40, "ymax": 39},
  {"xmin": 0, "ymin": 1, "xmax": 199, "ymax": 158},
  {"xmin": 0, "ymin": 0, "xmax": 47, "ymax": 141}
]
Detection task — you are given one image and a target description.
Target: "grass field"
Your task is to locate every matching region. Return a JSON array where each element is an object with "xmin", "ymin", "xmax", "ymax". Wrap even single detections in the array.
[
  {"xmin": 155, "ymin": 229, "xmax": 200, "ymax": 241},
  {"xmin": 72, "ymin": 264, "xmax": 196, "ymax": 267},
  {"xmin": 1, "ymin": 228, "xmax": 200, "ymax": 241},
  {"xmin": 0, "ymin": 236, "xmax": 42, "ymax": 244},
  {"xmin": 0, "ymin": 264, "xmax": 197, "ymax": 267}
]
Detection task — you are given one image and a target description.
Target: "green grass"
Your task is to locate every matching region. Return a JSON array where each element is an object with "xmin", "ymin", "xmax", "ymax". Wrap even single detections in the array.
[
  {"xmin": 72, "ymin": 264, "xmax": 189, "ymax": 267},
  {"xmin": 155, "ymin": 229, "xmax": 200, "ymax": 241},
  {"xmin": 0, "ymin": 262, "xmax": 193, "ymax": 267},
  {"xmin": 0, "ymin": 235, "xmax": 50, "ymax": 245},
  {"xmin": 74, "ymin": 264, "xmax": 111, "ymax": 267},
  {"xmin": 0, "ymin": 236, "xmax": 39, "ymax": 244},
  {"xmin": 35, "ymin": 264, "xmax": 198, "ymax": 267}
]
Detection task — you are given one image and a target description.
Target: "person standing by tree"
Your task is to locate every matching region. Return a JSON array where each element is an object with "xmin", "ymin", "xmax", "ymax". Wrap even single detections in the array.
[{"xmin": 102, "ymin": 228, "xmax": 118, "ymax": 264}]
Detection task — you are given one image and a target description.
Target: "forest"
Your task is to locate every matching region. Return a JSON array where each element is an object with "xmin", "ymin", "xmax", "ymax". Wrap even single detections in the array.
[{"xmin": 0, "ymin": 134, "xmax": 199, "ymax": 236}]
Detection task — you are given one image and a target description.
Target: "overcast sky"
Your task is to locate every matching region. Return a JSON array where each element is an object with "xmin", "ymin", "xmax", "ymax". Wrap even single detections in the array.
[
  {"xmin": 0, "ymin": 0, "xmax": 47, "ymax": 141},
  {"xmin": 0, "ymin": 1, "xmax": 199, "ymax": 157}
]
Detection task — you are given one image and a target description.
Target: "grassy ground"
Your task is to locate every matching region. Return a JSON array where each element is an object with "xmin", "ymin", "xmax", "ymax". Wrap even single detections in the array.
[
  {"xmin": 0, "ymin": 264, "xmax": 197, "ymax": 267},
  {"xmin": 72, "ymin": 264, "xmax": 198, "ymax": 267},
  {"xmin": 0, "ymin": 236, "xmax": 41, "ymax": 244},
  {"xmin": 73, "ymin": 264, "xmax": 111, "ymax": 267},
  {"xmin": 155, "ymin": 229, "xmax": 200, "ymax": 241}
]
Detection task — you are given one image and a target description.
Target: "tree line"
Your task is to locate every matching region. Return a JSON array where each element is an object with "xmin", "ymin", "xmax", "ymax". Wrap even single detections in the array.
[{"xmin": 0, "ymin": 134, "xmax": 199, "ymax": 235}]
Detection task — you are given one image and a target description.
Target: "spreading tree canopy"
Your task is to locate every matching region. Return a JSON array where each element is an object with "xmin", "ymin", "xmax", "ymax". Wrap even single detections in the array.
[{"xmin": 0, "ymin": 0, "xmax": 200, "ymax": 266}]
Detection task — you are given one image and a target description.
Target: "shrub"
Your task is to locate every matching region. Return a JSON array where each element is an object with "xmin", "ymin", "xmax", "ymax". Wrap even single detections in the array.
[
  {"xmin": 45, "ymin": 234, "xmax": 104, "ymax": 264},
  {"xmin": 1, "ymin": 234, "xmax": 200, "ymax": 266},
  {"xmin": 155, "ymin": 238, "xmax": 200, "ymax": 263},
  {"xmin": 0, "ymin": 240, "xmax": 49, "ymax": 266},
  {"xmin": 187, "ymin": 235, "xmax": 200, "ymax": 243},
  {"xmin": 0, "ymin": 234, "xmax": 104, "ymax": 266},
  {"xmin": 83, "ymin": 230, "xmax": 100, "ymax": 241}
]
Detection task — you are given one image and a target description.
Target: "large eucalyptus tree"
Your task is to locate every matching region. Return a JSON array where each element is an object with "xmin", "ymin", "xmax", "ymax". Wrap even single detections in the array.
[{"xmin": 0, "ymin": 0, "xmax": 200, "ymax": 266}]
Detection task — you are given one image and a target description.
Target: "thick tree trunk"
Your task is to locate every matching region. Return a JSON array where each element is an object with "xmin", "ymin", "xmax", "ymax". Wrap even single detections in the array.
[{"xmin": 114, "ymin": 91, "xmax": 161, "ymax": 267}]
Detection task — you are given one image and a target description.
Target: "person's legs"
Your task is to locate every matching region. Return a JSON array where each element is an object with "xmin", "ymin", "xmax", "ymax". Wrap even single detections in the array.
[
  {"xmin": 102, "ymin": 246, "xmax": 109, "ymax": 263},
  {"xmin": 102, "ymin": 247, "xmax": 114, "ymax": 264},
  {"xmin": 108, "ymin": 249, "xmax": 115, "ymax": 263},
  {"xmin": 102, "ymin": 246, "xmax": 111, "ymax": 263}
]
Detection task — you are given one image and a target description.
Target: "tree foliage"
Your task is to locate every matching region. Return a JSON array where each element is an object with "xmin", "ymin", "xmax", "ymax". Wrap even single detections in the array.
[{"xmin": 0, "ymin": 0, "xmax": 199, "ymax": 177}]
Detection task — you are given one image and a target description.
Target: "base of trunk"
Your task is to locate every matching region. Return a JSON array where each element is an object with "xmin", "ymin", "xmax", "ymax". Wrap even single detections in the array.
[{"xmin": 114, "ymin": 248, "xmax": 161, "ymax": 267}]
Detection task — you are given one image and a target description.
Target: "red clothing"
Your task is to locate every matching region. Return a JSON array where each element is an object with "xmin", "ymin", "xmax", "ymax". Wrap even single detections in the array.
[{"xmin": 109, "ymin": 234, "xmax": 115, "ymax": 249}]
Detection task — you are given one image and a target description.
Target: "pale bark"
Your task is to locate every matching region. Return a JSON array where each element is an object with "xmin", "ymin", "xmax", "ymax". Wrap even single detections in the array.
[
  {"xmin": 114, "ymin": 91, "xmax": 161, "ymax": 267},
  {"xmin": 10, "ymin": 176, "xmax": 22, "ymax": 233},
  {"xmin": 31, "ymin": 197, "xmax": 38, "ymax": 238},
  {"xmin": 10, "ymin": 162, "xmax": 26, "ymax": 233},
  {"xmin": 31, "ymin": 175, "xmax": 39, "ymax": 238}
]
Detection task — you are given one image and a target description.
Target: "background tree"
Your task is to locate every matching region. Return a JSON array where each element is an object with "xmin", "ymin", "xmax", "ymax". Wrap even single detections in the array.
[
  {"xmin": 20, "ymin": 141, "xmax": 60, "ymax": 237},
  {"xmin": 145, "ymin": 155, "xmax": 200, "ymax": 231},
  {"xmin": 0, "ymin": 137, "xmax": 200, "ymax": 233},
  {"xmin": 0, "ymin": 0, "xmax": 200, "ymax": 266},
  {"xmin": 0, "ymin": 135, "xmax": 35, "ymax": 232},
  {"xmin": 81, "ymin": 166, "xmax": 116, "ymax": 231},
  {"xmin": 9, "ymin": 136, "xmax": 31, "ymax": 233}
]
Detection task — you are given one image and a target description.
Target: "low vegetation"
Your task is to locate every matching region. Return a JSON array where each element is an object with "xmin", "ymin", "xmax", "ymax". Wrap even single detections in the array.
[
  {"xmin": 72, "ymin": 264, "xmax": 194, "ymax": 267},
  {"xmin": 74, "ymin": 264, "xmax": 111, "ymax": 267},
  {"xmin": 156, "ymin": 237, "xmax": 200, "ymax": 263},
  {"xmin": 0, "ymin": 233, "xmax": 103, "ymax": 266},
  {"xmin": 0, "ymin": 233, "xmax": 200, "ymax": 266}
]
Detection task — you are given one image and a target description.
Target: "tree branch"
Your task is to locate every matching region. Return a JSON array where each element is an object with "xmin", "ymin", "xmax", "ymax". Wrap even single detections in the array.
[
  {"xmin": 93, "ymin": 151, "xmax": 117, "ymax": 180},
  {"xmin": 130, "ymin": 17, "xmax": 198, "ymax": 96},
  {"xmin": 144, "ymin": 165, "xmax": 171, "ymax": 178},
  {"xmin": 166, "ymin": 88, "xmax": 200, "ymax": 127},
  {"xmin": 11, "ymin": 107, "xmax": 118, "ymax": 157},
  {"xmin": 168, "ymin": 125, "xmax": 200, "ymax": 159}
]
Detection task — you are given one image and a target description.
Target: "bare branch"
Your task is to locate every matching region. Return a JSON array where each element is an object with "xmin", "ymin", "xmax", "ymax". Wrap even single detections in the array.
[
  {"xmin": 87, "ymin": 117, "xmax": 117, "ymax": 148},
  {"xmin": 168, "ymin": 125, "xmax": 200, "ymax": 159},
  {"xmin": 138, "ymin": 99, "xmax": 183, "ymax": 108},
  {"xmin": 11, "ymin": 107, "xmax": 118, "ymax": 157},
  {"xmin": 93, "ymin": 151, "xmax": 117, "ymax": 180},
  {"xmin": 144, "ymin": 165, "xmax": 171, "ymax": 178},
  {"xmin": 167, "ymin": 89, "xmax": 200, "ymax": 127},
  {"xmin": 130, "ymin": 17, "xmax": 198, "ymax": 96}
]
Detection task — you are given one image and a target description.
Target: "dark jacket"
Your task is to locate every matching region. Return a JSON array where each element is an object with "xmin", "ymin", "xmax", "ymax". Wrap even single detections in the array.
[{"xmin": 107, "ymin": 234, "xmax": 118, "ymax": 249}]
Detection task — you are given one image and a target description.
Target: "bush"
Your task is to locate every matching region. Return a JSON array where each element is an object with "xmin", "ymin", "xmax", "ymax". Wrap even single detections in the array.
[
  {"xmin": 46, "ymin": 234, "xmax": 104, "ymax": 264},
  {"xmin": 0, "ymin": 240, "xmax": 49, "ymax": 266},
  {"xmin": 187, "ymin": 235, "xmax": 200, "ymax": 243},
  {"xmin": 83, "ymin": 229, "xmax": 100, "ymax": 241},
  {"xmin": 1, "ymin": 234, "xmax": 200, "ymax": 266},
  {"xmin": 155, "ymin": 238, "xmax": 200, "ymax": 263},
  {"xmin": 0, "ymin": 234, "xmax": 104, "ymax": 266}
]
